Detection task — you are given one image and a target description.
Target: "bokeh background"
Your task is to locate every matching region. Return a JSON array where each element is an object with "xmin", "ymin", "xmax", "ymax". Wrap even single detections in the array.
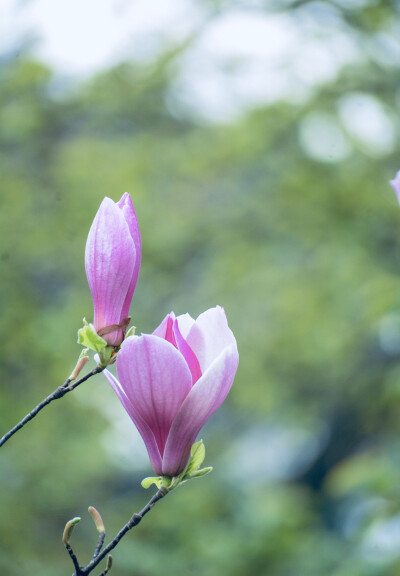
[{"xmin": 1, "ymin": 1, "xmax": 400, "ymax": 574}]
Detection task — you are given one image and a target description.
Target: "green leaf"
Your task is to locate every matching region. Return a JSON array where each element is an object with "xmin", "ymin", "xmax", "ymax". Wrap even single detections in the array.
[
  {"xmin": 125, "ymin": 326, "xmax": 136, "ymax": 339},
  {"xmin": 185, "ymin": 440, "xmax": 206, "ymax": 475},
  {"xmin": 77, "ymin": 319, "xmax": 107, "ymax": 354},
  {"xmin": 141, "ymin": 476, "xmax": 162, "ymax": 489},
  {"xmin": 185, "ymin": 466, "xmax": 213, "ymax": 479}
]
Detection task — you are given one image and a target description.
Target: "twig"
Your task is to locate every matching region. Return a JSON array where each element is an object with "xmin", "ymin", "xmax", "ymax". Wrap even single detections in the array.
[
  {"xmin": 67, "ymin": 488, "xmax": 168, "ymax": 576},
  {"xmin": 92, "ymin": 531, "xmax": 106, "ymax": 561},
  {"xmin": 96, "ymin": 555, "xmax": 112, "ymax": 576},
  {"xmin": 0, "ymin": 366, "xmax": 104, "ymax": 448},
  {"xmin": 65, "ymin": 543, "xmax": 82, "ymax": 574}
]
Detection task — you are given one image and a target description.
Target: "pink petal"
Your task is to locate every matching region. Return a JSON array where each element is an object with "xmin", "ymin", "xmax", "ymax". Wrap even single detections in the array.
[
  {"xmin": 152, "ymin": 313, "xmax": 201, "ymax": 384},
  {"xmin": 152, "ymin": 313, "xmax": 175, "ymax": 339},
  {"xmin": 173, "ymin": 319, "xmax": 202, "ymax": 384},
  {"xmin": 117, "ymin": 193, "xmax": 141, "ymax": 320},
  {"xmin": 164, "ymin": 315, "xmax": 177, "ymax": 347},
  {"xmin": 175, "ymin": 313, "xmax": 195, "ymax": 338},
  {"xmin": 186, "ymin": 306, "xmax": 237, "ymax": 372},
  {"xmin": 85, "ymin": 197, "xmax": 136, "ymax": 346},
  {"xmin": 162, "ymin": 342, "xmax": 239, "ymax": 475},
  {"xmin": 116, "ymin": 335, "xmax": 192, "ymax": 457},
  {"xmin": 102, "ymin": 367, "xmax": 163, "ymax": 474}
]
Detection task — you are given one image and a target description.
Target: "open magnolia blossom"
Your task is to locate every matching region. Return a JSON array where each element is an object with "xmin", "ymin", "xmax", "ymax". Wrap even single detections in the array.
[
  {"xmin": 390, "ymin": 170, "xmax": 400, "ymax": 205},
  {"xmin": 103, "ymin": 306, "xmax": 239, "ymax": 476},
  {"xmin": 85, "ymin": 193, "xmax": 141, "ymax": 346}
]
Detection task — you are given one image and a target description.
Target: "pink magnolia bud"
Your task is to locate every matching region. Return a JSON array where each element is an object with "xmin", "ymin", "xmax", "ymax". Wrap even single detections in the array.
[
  {"xmin": 85, "ymin": 194, "xmax": 141, "ymax": 346},
  {"xmin": 103, "ymin": 306, "xmax": 239, "ymax": 476}
]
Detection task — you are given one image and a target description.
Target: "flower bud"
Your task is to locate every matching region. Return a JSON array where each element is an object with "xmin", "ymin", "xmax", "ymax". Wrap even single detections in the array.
[
  {"xmin": 85, "ymin": 194, "xmax": 141, "ymax": 347},
  {"xmin": 69, "ymin": 355, "xmax": 89, "ymax": 380},
  {"xmin": 88, "ymin": 506, "xmax": 105, "ymax": 533},
  {"xmin": 62, "ymin": 517, "xmax": 81, "ymax": 545},
  {"xmin": 106, "ymin": 555, "xmax": 113, "ymax": 571}
]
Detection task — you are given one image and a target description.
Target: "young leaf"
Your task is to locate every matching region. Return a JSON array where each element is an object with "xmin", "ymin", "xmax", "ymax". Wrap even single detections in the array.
[
  {"xmin": 125, "ymin": 326, "xmax": 136, "ymax": 339},
  {"xmin": 141, "ymin": 476, "xmax": 162, "ymax": 489},
  {"xmin": 185, "ymin": 466, "xmax": 213, "ymax": 480},
  {"xmin": 77, "ymin": 319, "xmax": 107, "ymax": 354},
  {"xmin": 185, "ymin": 440, "xmax": 206, "ymax": 475},
  {"xmin": 62, "ymin": 517, "xmax": 81, "ymax": 545}
]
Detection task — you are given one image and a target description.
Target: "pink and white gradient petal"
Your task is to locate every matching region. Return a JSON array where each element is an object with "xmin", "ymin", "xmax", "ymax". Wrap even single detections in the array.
[
  {"xmin": 186, "ymin": 306, "xmax": 237, "ymax": 372},
  {"xmin": 161, "ymin": 343, "xmax": 239, "ymax": 475},
  {"xmin": 175, "ymin": 313, "xmax": 196, "ymax": 339},
  {"xmin": 116, "ymin": 335, "xmax": 192, "ymax": 456},
  {"xmin": 173, "ymin": 319, "xmax": 202, "ymax": 384},
  {"xmin": 117, "ymin": 193, "xmax": 142, "ymax": 320},
  {"xmin": 152, "ymin": 313, "xmax": 174, "ymax": 339},
  {"xmin": 103, "ymin": 367, "xmax": 163, "ymax": 474}
]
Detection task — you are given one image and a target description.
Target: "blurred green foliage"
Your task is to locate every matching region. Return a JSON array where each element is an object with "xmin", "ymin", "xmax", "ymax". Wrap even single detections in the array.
[{"xmin": 2, "ymin": 1, "xmax": 400, "ymax": 575}]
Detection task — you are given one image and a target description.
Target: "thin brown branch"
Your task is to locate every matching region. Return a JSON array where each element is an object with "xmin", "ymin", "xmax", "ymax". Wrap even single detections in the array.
[
  {"xmin": 65, "ymin": 542, "xmax": 82, "ymax": 574},
  {"xmin": 92, "ymin": 531, "xmax": 106, "ymax": 560},
  {"xmin": 67, "ymin": 488, "xmax": 168, "ymax": 576},
  {"xmin": 0, "ymin": 365, "xmax": 104, "ymax": 448}
]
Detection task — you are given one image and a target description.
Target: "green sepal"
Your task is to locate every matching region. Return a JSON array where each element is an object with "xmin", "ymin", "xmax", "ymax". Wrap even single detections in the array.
[
  {"xmin": 185, "ymin": 440, "xmax": 206, "ymax": 475},
  {"xmin": 77, "ymin": 319, "xmax": 107, "ymax": 354},
  {"xmin": 141, "ymin": 476, "xmax": 163, "ymax": 489},
  {"xmin": 169, "ymin": 440, "xmax": 212, "ymax": 491},
  {"xmin": 141, "ymin": 475, "xmax": 173, "ymax": 490},
  {"xmin": 125, "ymin": 326, "xmax": 136, "ymax": 339},
  {"xmin": 141, "ymin": 441, "xmax": 211, "ymax": 493},
  {"xmin": 185, "ymin": 466, "xmax": 213, "ymax": 479},
  {"xmin": 161, "ymin": 476, "xmax": 173, "ymax": 489},
  {"xmin": 99, "ymin": 345, "xmax": 113, "ymax": 367}
]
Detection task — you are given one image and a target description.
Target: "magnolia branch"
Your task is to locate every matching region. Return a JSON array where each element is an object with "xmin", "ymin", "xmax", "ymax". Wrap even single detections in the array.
[
  {"xmin": 65, "ymin": 488, "xmax": 168, "ymax": 576},
  {"xmin": 0, "ymin": 365, "xmax": 104, "ymax": 448}
]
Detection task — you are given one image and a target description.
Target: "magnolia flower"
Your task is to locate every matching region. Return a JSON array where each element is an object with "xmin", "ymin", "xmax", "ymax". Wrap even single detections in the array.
[
  {"xmin": 390, "ymin": 171, "xmax": 400, "ymax": 205},
  {"xmin": 85, "ymin": 193, "xmax": 141, "ymax": 346},
  {"xmin": 103, "ymin": 306, "xmax": 239, "ymax": 476}
]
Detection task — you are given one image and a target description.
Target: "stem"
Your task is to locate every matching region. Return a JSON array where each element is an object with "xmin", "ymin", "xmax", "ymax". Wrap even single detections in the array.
[
  {"xmin": 92, "ymin": 531, "xmax": 106, "ymax": 560},
  {"xmin": 65, "ymin": 543, "xmax": 81, "ymax": 574},
  {"xmin": 0, "ymin": 366, "xmax": 104, "ymax": 448},
  {"xmin": 70, "ymin": 488, "xmax": 168, "ymax": 576}
]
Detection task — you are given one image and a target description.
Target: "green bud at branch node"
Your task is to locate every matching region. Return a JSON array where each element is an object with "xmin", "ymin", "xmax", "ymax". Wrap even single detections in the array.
[
  {"xmin": 106, "ymin": 555, "xmax": 113, "ymax": 571},
  {"xmin": 62, "ymin": 517, "xmax": 81, "ymax": 545},
  {"xmin": 69, "ymin": 355, "xmax": 89, "ymax": 381},
  {"xmin": 88, "ymin": 506, "xmax": 105, "ymax": 533}
]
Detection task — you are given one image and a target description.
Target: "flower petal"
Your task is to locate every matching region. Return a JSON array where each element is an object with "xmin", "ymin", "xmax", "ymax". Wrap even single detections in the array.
[
  {"xmin": 164, "ymin": 315, "xmax": 177, "ymax": 347},
  {"xmin": 102, "ymin": 367, "xmax": 163, "ymax": 474},
  {"xmin": 162, "ymin": 342, "xmax": 239, "ymax": 475},
  {"xmin": 153, "ymin": 313, "xmax": 201, "ymax": 384},
  {"xmin": 85, "ymin": 197, "xmax": 135, "ymax": 345},
  {"xmin": 152, "ymin": 312, "xmax": 175, "ymax": 339},
  {"xmin": 117, "ymin": 193, "xmax": 141, "ymax": 319},
  {"xmin": 186, "ymin": 306, "xmax": 237, "ymax": 372},
  {"xmin": 116, "ymin": 335, "xmax": 192, "ymax": 457},
  {"xmin": 174, "ymin": 319, "xmax": 202, "ymax": 385},
  {"xmin": 175, "ymin": 313, "xmax": 195, "ymax": 338}
]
